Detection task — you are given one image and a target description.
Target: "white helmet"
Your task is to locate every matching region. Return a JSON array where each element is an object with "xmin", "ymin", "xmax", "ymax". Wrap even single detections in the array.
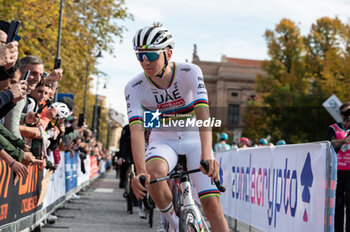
[
  {"xmin": 133, "ymin": 25, "xmax": 174, "ymax": 50},
  {"xmin": 51, "ymin": 102, "xmax": 72, "ymax": 118}
]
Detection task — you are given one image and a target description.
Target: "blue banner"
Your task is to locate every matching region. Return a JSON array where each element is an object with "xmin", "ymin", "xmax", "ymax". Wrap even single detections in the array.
[{"xmin": 64, "ymin": 151, "xmax": 78, "ymax": 192}]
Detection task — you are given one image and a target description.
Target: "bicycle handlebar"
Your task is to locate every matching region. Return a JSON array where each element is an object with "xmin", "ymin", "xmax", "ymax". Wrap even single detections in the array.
[
  {"xmin": 139, "ymin": 175, "xmax": 152, "ymax": 210},
  {"xmin": 141, "ymin": 160, "xmax": 226, "ymax": 193},
  {"xmin": 200, "ymin": 160, "xmax": 226, "ymax": 192}
]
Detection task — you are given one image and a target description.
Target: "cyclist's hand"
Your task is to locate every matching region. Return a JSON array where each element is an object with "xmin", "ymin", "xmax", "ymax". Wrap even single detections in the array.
[
  {"xmin": 200, "ymin": 158, "xmax": 220, "ymax": 182},
  {"xmin": 131, "ymin": 173, "xmax": 150, "ymax": 200},
  {"xmin": 117, "ymin": 158, "xmax": 125, "ymax": 166}
]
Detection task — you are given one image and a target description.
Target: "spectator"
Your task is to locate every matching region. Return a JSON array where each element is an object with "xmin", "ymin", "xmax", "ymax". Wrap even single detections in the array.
[
  {"xmin": 326, "ymin": 102, "xmax": 350, "ymax": 232},
  {"xmin": 214, "ymin": 132, "xmax": 231, "ymax": 152},
  {"xmin": 0, "ymin": 66, "xmax": 27, "ymax": 119},
  {"xmin": 117, "ymin": 124, "xmax": 132, "ymax": 188},
  {"xmin": 238, "ymin": 137, "xmax": 250, "ymax": 148},
  {"xmin": 257, "ymin": 138, "xmax": 268, "ymax": 146},
  {"xmin": 25, "ymin": 80, "xmax": 51, "ymax": 113},
  {"xmin": 4, "ymin": 55, "xmax": 44, "ymax": 138},
  {"xmin": 276, "ymin": 140, "xmax": 286, "ymax": 146}
]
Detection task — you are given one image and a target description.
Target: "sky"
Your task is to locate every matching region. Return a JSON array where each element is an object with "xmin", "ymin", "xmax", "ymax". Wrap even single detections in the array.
[{"xmin": 94, "ymin": 0, "xmax": 350, "ymax": 125}]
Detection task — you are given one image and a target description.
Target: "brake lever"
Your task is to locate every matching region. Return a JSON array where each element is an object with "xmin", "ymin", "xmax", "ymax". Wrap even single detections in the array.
[{"xmin": 200, "ymin": 160, "xmax": 226, "ymax": 192}]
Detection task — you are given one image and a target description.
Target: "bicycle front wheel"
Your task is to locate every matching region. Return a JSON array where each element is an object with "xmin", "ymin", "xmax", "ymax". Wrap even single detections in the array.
[
  {"xmin": 179, "ymin": 209, "xmax": 208, "ymax": 232},
  {"xmin": 172, "ymin": 180, "xmax": 182, "ymax": 217}
]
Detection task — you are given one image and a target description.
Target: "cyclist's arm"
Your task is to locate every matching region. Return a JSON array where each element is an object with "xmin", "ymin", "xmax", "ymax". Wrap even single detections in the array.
[
  {"xmin": 129, "ymin": 123, "xmax": 148, "ymax": 199},
  {"xmin": 195, "ymin": 106, "xmax": 220, "ymax": 181},
  {"xmin": 129, "ymin": 123, "xmax": 146, "ymax": 174},
  {"xmin": 326, "ymin": 125, "xmax": 349, "ymax": 152},
  {"xmin": 195, "ymin": 106, "xmax": 212, "ymax": 160}
]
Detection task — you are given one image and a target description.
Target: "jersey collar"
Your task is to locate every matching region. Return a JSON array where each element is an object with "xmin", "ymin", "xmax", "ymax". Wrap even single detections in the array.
[{"xmin": 144, "ymin": 62, "xmax": 176, "ymax": 89}]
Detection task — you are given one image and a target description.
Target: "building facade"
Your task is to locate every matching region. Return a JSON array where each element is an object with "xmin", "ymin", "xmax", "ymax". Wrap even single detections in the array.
[
  {"xmin": 108, "ymin": 109, "xmax": 124, "ymax": 152},
  {"xmin": 192, "ymin": 46, "xmax": 264, "ymax": 141}
]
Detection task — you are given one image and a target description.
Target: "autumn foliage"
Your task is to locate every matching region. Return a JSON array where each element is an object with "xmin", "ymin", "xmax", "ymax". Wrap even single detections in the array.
[
  {"xmin": 244, "ymin": 17, "xmax": 350, "ymax": 144},
  {"xmin": 0, "ymin": 0, "xmax": 132, "ymax": 144}
]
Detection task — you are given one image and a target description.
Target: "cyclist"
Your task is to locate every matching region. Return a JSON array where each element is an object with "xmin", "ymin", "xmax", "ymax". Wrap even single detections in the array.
[
  {"xmin": 124, "ymin": 23, "xmax": 229, "ymax": 232},
  {"xmin": 214, "ymin": 132, "xmax": 231, "ymax": 152}
]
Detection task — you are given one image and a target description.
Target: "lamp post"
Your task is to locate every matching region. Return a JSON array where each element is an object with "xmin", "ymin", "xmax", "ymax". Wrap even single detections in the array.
[
  {"xmin": 92, "ymin": 73, "xmax": 109, "ymax": 140},
  {"xmin": 83, "ymin": 50, "xmax": 102, "ymax": 117},
  {"xmin": 53, "ymin": 0, "xmax": 64, "ymax": 102}
]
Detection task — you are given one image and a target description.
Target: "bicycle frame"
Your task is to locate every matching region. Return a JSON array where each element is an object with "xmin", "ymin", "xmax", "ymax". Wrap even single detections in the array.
[
  {"xmin": 178, "ymin": 173, "xmax": 210, "ymax": 232},
  {"xmin": 142, "ymin": 159, "xmax": 225, "ymax": 232}
]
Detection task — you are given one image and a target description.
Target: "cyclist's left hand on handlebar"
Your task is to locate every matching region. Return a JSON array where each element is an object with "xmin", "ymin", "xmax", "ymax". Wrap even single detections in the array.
[
  {"xmin": 200, "ymin": 158, "xmax": 220, "ymax": 182},
  {"xmin": 131, "ymin": 173, "xmax": 150, "ymax": 200}
]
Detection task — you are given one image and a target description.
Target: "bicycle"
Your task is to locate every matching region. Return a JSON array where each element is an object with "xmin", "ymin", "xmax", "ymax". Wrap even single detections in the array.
[{"xmin": 140, "ymin": 157, "xmax": 225, "ymax": 232}]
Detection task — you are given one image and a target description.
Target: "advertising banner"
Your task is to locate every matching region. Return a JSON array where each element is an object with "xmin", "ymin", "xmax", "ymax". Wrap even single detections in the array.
[
  {"xmin": 0, "ymin": 160, "xmax": 42, "ymax": 226},
  {"xmin": 89, "ymin": 156, "xmax": 98, "ymax": 179},
  {"xmin": 43, "ymin": 151, "xmax": 66, "ymax": 208},
  {"xmin": 77, "ymin": 155, "xmax": 90, "ymax": 186},
  {"xmin": 216, "ymin": 143, "xmax": 336, "ymax": 232},
  {"xmin": 65, "ymin": 151, "xmax": 78, "ymax": 193}
]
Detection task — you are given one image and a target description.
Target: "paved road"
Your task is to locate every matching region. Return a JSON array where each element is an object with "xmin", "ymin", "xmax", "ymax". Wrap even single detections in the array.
[
  {"xmin": 42, "ymin": 171, "xmax": 160, "ymax": 232},
  {"xmin": 41, "ymin": 170, "xmax": 260, "ymax": 232}
]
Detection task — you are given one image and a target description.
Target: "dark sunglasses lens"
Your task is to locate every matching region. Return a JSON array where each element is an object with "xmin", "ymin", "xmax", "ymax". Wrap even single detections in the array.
[
  {"xmin": 136, "ymin": 52, "xmax": 160, "ymax": 62},
  {"xmin": 145, "ymin": 52, "xmax": 159, "ymax": 61},
  {"xmin": 341, "ymin": 109, "xmax": 350, "ymax": 116}
]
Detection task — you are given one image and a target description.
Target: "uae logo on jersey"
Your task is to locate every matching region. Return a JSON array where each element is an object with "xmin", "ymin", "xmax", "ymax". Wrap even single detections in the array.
[{"xmin": 144, "ymin": 109, "xmax": 161, "ymax": 128}]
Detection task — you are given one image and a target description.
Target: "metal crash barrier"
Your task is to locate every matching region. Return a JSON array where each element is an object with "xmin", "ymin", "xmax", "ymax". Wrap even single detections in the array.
[
  {"xmin": 215, "ymin": 142, "xmax": 337, "ymax": 232},
  {"xmin": 0, "ymin": 151, "xmax": 103, "ymax": 232}
]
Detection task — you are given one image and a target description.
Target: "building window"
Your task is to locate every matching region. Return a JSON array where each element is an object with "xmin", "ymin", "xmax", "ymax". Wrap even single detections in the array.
[
  {"xmin": 228, "ymin": 104, "xmax": 240, "ymax": 125},
  {"xmin": 231, "ymin": 92, "xmax": 238, "ymax": 97}
]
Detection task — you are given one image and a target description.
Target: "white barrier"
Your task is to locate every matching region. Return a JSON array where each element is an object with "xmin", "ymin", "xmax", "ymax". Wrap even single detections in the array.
[
  {"xmin": 43, "ymin": 152, "xmax": 66, "ymax": 208},
  {"xmin": 215, "ymin": 142, "xmax": 336, "ymax": 232}
]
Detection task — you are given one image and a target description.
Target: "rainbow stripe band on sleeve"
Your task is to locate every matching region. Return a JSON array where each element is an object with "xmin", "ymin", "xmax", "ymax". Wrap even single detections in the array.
[
  {"xmin": 145, "ymin": 155, "xmax": 169, "ymax": 172},
  {"xmin": 194, "ymin": 99, "xmax": 209, "ymax": 109},
  {"xmin": 129, "ymin": 116, "xmax": 143, "ymax": 126},
  {"xmin": 198, "ymin": 189, "xmax": 220, "ymax": 200}
]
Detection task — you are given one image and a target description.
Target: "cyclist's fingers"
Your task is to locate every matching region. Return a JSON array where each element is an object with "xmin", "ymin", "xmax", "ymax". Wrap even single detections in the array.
[
  {"xmin": 133, "ymin": 187, "xmax": 147, "ymax": 200},
  {"xmin": 131, "ymin": 181, "xmax": 145, "ymax": 199},
  {"xmin": 207, "ymin": 159, "xmax": 215, "ymax": 177},
  {"xmin": 133, "ymin": 177, "xmax": 148, "ymax": 192},
  {"xmin": 199, "ymin": 165, "xmax": 208, "ymax": 175},
  {"xmin": 211, "ymin": 163, "xmax": 219, "ymax": 182}
]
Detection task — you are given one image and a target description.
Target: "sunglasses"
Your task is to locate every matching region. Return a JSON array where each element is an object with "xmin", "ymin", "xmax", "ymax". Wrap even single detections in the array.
[
  {"xmin": 341, "ymin": 108, "xmax": 350, "ymax": 116},
  {"xmin": 135, "ymin": 50, "xmax": 166, "ymax": 62}
]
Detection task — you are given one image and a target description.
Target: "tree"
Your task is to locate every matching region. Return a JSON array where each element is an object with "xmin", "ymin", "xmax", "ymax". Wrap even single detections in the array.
[
  {"xmin": 243, "ymin": 18, "xmax": 348, "ymax": 144},
  {"xmin": 0, "ymin": 0, "xmax": 132, "ymax": 145}
]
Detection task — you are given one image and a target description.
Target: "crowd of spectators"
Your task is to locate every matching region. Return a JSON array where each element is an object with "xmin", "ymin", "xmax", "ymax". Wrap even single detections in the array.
[
  {"xmin": 213, "ymin": 132, "xmax": 287, "ymax": 152},
  {"xmin": 0, "ymin": 20, "xmax": 110, "ymax": 182}
]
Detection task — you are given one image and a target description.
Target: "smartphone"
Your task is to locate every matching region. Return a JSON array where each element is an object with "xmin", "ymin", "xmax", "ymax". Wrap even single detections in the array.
[
  {"xmin": 78, "ymin": 113, "xmax": 85, "ymax": 127},
  {"xmin": 54, "ymin": 58, "xmax": 61, "ymax": 69},
  {"xmin": 37, "ymin": 100, "xmax": 51, "ymax": 115},
  {"xmin": 23, "ymin": 70, "xmax": 30, "ymax": 81},
  {"xmin": 6, "ymin": 20, "xmax": 21, "ymax": 44}
]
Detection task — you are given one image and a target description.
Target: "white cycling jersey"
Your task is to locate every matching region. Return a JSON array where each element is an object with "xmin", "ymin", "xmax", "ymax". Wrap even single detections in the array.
[
  {"xmin": 124, "ymin": 62, "xmax": 219, "ymax": 200},
  {"xmin": 125, "ymin": 62, "xmax": 208, "ymax": 128}
]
